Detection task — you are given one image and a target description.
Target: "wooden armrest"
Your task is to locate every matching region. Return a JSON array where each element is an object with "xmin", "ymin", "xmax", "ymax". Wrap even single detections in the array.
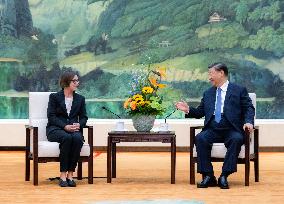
[
  {"xmin": 25, "ymin": 126, "xmax": 39, "ymax": 152},
  {"xmin": 189, "ymin": 126, "xmax": 204, "ymax": 150},
  {"xmin": 25, "ymin": 125, "xmax": 38, "ymax": 139},
  {"xmin": 84, "ymin": 125, "xmax": 93, "ymax": 129},
  {"xmin": 190, "ymin": 126, "xmax": 204, "ymax": 130},
  {"xmin": 25, "ymin": 125, "xmax": 34, "ymax": 130},
  {"xmin": 83, "ymin": 125, "xmax": 93, "ymax": 147}
]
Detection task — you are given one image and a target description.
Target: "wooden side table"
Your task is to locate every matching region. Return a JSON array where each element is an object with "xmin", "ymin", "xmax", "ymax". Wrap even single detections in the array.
[{"xmin": 107, "ymin": 131, "xmax": 176, "ymax": 184}]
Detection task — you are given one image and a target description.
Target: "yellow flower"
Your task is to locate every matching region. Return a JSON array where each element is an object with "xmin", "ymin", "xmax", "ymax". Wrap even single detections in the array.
[
  {"xmin": 133, "ymin": 94, "xmax": 143, "ymax": 100},
  {"xmin": 138, "ymin": 101, "xmax": 146, "ymax": 106},
  {"xmin": 133, "ymin": 95, "xmax": 144, "ymax": 104},
  {"xmin": 130, "ymin": 101, "xmax": 137, "ymax": 110},
  {"xmin": 142, "ymin": 86, "xmax": 154, "ymax": 94}
]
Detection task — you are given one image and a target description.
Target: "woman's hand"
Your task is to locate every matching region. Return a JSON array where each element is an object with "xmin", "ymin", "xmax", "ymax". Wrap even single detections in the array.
[
  {"xmin": 64, "ymin": 124, "xmax": 80, "ymax": 132},
  {"xmin": 73, "ymin": 123, "xmax": 80, "ymax": 131}
]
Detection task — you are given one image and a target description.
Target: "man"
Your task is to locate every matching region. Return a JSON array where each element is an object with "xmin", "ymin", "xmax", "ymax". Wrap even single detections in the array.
[{"xmin": 176, "ymin": 63, "xmax": 255, "ymax": 189}]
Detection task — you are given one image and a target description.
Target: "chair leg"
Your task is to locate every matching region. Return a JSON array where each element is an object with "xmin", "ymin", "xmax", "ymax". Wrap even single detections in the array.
[
  {"xmin": 244, "ymin": 129, "xmax": 250, "ymax": 186},
  {"xmin": 254, "ymin": 157, "xmax": 259, "ymax": 182},
  {"xmin": 25, "ymin": 154, "xmax": 30, "ymax": 181},
  {"xmin": 77, "ymin": 161, "xmax": 82, "ymax": 180},
  {"xmin": 88, "ymin": 154, "xmax": 93, "ymax": 184},
  {"xmin": 190, "ymin": 159, "xmax": 195, "ymax": 184},
  {"xmin": 254, "ymin": 128, "xmax": 259, "ymax": 182},
  {"xmin": 33, "ymin": 159, "xmax": 38, "ymax": 186},
  {"xmin": 245, "ymin": 160, "xmax": 250, "ymax": 186}
]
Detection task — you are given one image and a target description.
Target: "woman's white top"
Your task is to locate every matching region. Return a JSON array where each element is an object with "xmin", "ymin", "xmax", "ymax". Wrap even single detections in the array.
[{"xmin": 65, "ymin": 97, "xmax": 73, "ymax": 116}]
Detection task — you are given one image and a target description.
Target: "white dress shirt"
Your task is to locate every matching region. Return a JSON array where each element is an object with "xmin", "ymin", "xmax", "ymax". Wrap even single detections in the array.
[
  {"xmin": 214, "ymin": 80, "xmax": 229, "ymax": 114},
  {"xmin": 65, "ymin": 97, "xmax": 73, "ymax": 116}
]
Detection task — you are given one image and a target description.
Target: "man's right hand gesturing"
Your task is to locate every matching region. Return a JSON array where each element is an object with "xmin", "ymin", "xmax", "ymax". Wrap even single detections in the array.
[{"xmin": 175, "ymin": 101, "xmax": 190, "ymax": 114}]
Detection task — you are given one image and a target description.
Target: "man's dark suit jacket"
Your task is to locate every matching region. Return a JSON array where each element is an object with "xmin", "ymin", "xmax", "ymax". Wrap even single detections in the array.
[
  {"xmin": 46, "ymin": 90, "xmax": 88, "ymax": 135},
  {"xmin": 185, "ymin": 83, "xmax": 255, "ymax": 133}
]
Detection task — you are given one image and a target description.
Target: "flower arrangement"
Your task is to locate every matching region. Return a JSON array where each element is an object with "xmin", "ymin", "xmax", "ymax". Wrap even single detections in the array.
[{"xmin": 124, "ymin": 67, "xmax": 167, "ymax": 116}]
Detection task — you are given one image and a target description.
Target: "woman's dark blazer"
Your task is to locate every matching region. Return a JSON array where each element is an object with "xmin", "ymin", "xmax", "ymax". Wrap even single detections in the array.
[{"xmin": 46, "ymin": 90, "xmax": 88, "ymax": 136}]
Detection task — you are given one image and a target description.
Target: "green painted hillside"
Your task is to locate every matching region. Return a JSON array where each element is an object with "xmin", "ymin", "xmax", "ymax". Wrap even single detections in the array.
[{"xmin": 0, "ymin": 0, "xmax": 284, "ymax": 118}]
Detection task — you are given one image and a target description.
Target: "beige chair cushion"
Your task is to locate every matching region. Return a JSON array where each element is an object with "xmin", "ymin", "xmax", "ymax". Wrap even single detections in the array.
[
  {"xmin": 30, "ymin": 141, "xmax": 90, "ymax": 157},
  {"xmin": 193, "ymin": 143, "xmax": 254, "ymax": 159}
]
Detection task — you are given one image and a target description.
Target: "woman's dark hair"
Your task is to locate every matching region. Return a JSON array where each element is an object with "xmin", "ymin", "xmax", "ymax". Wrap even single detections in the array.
[
  {"xmin": 208, "ymin": 62, "xmax": 228, "ymax": 76},
  {"xmin": 59, "ymin": 70, "xmax": 79, "ymax": 88}
]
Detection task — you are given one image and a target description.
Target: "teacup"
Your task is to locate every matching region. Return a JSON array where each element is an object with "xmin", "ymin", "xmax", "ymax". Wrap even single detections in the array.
[
  {"xmin": 115, "ymin": 121, "xmax": 125, "ymax": 131},
  {"xmin": 159, "ymin": 123, "xmax": 169, "ymax": 131}
]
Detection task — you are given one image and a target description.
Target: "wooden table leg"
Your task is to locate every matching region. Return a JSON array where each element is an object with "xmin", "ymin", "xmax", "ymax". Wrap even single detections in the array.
[
  {"xmin": 112, "ymin": 143, "xmax": 116, "ymax": 178},
  {"xmin": 107, "ymin": 136, "xmax": 112, "ymax": 183},
  {"xmin": 171, "ymin": 136, "xmax": 176, "ymax": 184}
]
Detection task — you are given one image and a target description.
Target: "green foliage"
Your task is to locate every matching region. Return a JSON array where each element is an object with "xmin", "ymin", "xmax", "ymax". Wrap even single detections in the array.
[
  {"xmin": 0, "ymin": 97, "xmax": 28, "ymax": 119},
  {"xmin": 0, "ymin": 62, "xmax": 21, "ymax": 91},
  {"xmin": 86, "ymin": 100, "xmax": 127, "ymax": 118},
  {"xmin": 234, "ymin": 0, "xmax": 250, "ymax": 24},
  {"xmin": 64, "ymin": 14, "xmax": 89, "ymax": 44},
  {"xmin": 97, "ymin": 0, "xmax": 130, "ymax": 36},
  {"xmin": 87, "ymin": 0, "xmax": 104, "ymax": 5},
  {"xmin": 198, "ymin": 23, "xmax": 249, "ymax": 50},
  {"xmin": 1, "ymin": 0, "xmax": 284, "ymax": 119},
  {"xmin": 24, "ymin": 29, "xmax": 58, "ymax": 67},
  {"xmin": 247, "ymin": 1, "xmax": 282, "ymax": 23},
  {"xmin": 0, "ymin": 35, "xmax": 30, "ymax": 59},
  {"xmin": 149, "ymin": 96, "xmax": 164, "ymax": 112},
  {"xmin": 171, "ymin": 80, "xmax": 210, "ymax": 98},
  {"xmin": 106, "ymin": 72, "xmax": 132, "ymax": 98},
  {"xmin": 241, "ymin": 26, "xmax": 284, "ymax": 57},
  {"xmin": 79, "ymin": 72, "xmax": 116, "ymax": 98}
]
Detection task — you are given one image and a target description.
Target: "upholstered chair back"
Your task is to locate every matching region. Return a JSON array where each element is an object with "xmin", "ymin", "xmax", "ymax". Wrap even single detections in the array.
[{"xmin": 29, "ymin": 92, "xmax": 54, "ymax": 141}]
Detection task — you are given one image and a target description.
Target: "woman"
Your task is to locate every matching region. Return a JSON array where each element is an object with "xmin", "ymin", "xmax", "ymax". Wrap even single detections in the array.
[{"xmin": 46, "ymin": 70, "xmax": 88, "ymax": 187}]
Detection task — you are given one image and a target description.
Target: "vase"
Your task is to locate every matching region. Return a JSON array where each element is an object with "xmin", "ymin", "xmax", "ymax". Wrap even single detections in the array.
[{"xmin": 132, "ymin": 114, "xmax": 156, "ymax": 132}]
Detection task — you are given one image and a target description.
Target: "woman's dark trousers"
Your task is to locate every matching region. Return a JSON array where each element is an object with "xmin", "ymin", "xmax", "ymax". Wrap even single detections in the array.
[{"xmin": 48, "ymin": 130, "xmax": 84, "ymax": 172}]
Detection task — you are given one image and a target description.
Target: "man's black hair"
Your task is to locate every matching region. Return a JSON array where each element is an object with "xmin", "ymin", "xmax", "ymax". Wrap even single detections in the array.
[{"xmin": 208, "ymin": 62, "xmax": 228, "ymax": 76}]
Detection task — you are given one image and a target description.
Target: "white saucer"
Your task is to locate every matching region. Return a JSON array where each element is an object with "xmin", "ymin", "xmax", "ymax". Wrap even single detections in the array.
[
  {"xmin": 152, "ymin": 128, "xmax": 171, "ymax": 132},
  {"xmin": 114, "ymin": 129, "xmax": 128, "ymax": 131}
]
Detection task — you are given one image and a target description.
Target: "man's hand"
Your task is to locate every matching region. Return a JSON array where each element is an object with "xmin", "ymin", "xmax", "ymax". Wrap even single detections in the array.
[
  {"xmin": 64, "ymin": 124, "xmax": 80, "ymax": 132},
  {"xmin": 175, "ymin": 101, "xmax": 189, "ymax": 114},
  {"xmin": 243, "ymin": 123, "xmax": 253, "ymax": 134}
]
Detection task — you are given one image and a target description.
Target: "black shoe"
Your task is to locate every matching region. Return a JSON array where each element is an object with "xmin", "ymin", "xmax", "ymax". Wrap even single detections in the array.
[
  {"xmin": 67, "ymin": 178, "xmax": 76, "ymax": 187},
  {"xmin": 59, "ymin": 179, "xmax": 68, "ymax": 187},
  {"xmin": 197, "ymin": 176, "xmax": 217, "ymax": 188},
  {"xmin": 218, "ymin": 176, "xmax": 229, "ymax": 189}
]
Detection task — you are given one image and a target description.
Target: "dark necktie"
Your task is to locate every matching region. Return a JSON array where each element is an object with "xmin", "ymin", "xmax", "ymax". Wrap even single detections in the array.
[{"xmin": 215, "ymin": 87, "xmax": 222, "ymax": 123}]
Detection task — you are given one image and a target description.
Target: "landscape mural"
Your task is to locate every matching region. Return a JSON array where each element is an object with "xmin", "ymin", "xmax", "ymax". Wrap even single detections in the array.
[{"xmin": 0, "ymin": 0, "xmax": 284, "ymax": 119}]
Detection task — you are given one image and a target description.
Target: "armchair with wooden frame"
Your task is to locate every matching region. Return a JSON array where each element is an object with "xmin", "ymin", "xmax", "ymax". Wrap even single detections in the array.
[
  {"xmin": 25, "ymin": 92, "xmax": 93, "ymax": 185},
  {"xmin": 189, "ymin": 93, "xmax": 259, "ymax": 186}
]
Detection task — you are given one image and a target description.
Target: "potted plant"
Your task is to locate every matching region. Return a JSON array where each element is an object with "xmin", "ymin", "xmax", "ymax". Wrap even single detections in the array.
[{"xmin": 124, "ymin": 67, "xmax": 167, "ymax": 131}]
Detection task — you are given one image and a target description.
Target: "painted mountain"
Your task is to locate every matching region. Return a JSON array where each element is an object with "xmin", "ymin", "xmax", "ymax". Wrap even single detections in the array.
[{"xmin": 0, "ymin": 0, "xmax": 284, "ymax": 119}]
